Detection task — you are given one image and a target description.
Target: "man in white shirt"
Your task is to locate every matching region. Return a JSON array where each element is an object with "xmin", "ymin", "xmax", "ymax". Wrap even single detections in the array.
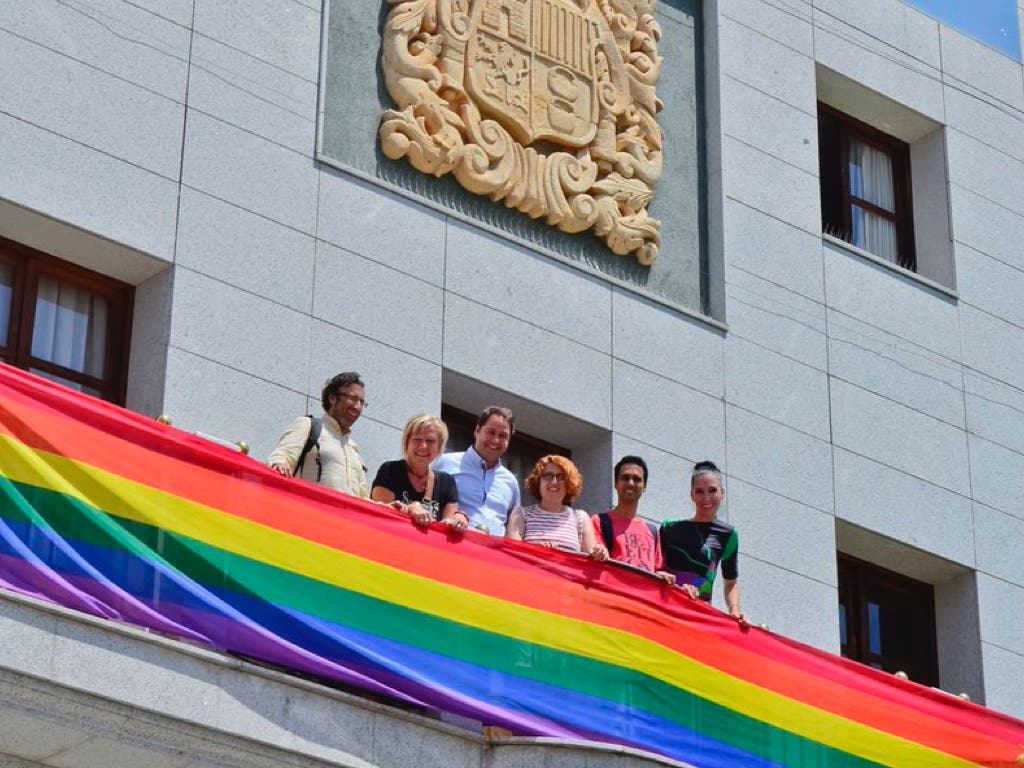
[
  {"xmin": 267, "ymin": 372, "xmax": 369, "ymax": 498},
  {"xmin": 433, "ymin": 406, "xmax": 520, "ymax": 534}
]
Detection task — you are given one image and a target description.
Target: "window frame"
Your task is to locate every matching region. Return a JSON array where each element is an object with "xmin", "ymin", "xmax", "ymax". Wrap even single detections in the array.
[
  {"xmin": 838, "ymin": 553, "xmax": 938, "ymax": 687},
  {"xmin": 818, "ymin": 102, "xmax": 917, "ymax": 271},
  {"xmin": 0, "ymin": 236, "xmax": 134, "ymax": 404}
]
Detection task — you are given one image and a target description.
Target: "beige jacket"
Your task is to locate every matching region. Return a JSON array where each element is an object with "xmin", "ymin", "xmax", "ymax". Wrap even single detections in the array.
[{"xmin": 267, "ymin": 413, "xmax": 368, "ymax": 498}]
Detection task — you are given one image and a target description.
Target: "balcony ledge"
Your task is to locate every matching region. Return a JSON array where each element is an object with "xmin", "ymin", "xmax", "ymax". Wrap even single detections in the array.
[{"xmin": 0, "ymin": 588, "xmax": 691, "ymax": 768}]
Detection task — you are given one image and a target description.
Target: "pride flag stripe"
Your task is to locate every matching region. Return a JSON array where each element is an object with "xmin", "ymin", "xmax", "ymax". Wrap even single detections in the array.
[
  {"xmin": 0, "ymin": 433, "xmax": 1012, "ymax": 764},
  {"xmin": 2, "ymin": 365, "xmax": 1023, "ymax": 768},
  {"xmin": 0, "ymin": 393, "xmax": 1018, "ymax": 748},
  {"xmin": 0, "ymin": 483, "xmax": 904, "ymax": 768},
  {"xmin": 0, "ymin": 468, "xmax": 994, "ymax": 768}
]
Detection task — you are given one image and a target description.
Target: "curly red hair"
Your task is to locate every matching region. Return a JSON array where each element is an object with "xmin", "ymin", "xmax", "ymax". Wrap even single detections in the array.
[{"xmin": 524, "ymin": 454, "xmax": 583, "ymax": 504}]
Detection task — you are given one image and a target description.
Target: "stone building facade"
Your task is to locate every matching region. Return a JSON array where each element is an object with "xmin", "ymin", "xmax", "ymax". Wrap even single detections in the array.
[{"xmin": 1, "ymin": 0, "xmax": 1023, "ymax": 764}]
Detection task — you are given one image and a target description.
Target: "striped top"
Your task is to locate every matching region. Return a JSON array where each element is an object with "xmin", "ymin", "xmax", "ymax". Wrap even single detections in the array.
[{"xmin": 519, "ymin": 504, "xmax": 585, "ymax": 551}]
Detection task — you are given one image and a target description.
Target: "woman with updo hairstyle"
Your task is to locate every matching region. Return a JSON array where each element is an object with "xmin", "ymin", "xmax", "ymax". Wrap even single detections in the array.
[
  {"xmin": 371, "ymin": 413, "xmax": 469, "ymax": 530},
  {"xmin": 660, "ymin": 460, "xmax": 746, "ymax": 623},
  {"xmin": 505, "ymin": 455, "xmax": 606, "ymax": 559}
]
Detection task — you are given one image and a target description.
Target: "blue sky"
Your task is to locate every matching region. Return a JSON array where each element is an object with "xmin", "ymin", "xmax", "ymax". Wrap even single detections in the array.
[{"xmin": 903, "ymin": 0, "xmax": 1021, "ymax": 59}]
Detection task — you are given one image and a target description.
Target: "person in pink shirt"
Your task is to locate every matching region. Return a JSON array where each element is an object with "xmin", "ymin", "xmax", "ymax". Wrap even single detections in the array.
[{"xmin": 592, "ymin": 456, "xmax": 675, "ymax": 583}]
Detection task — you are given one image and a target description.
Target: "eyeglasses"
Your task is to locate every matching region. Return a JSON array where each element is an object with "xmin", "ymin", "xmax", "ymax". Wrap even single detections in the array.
[
  {"xmin": 337, "ymin": 393, "xmax": 367, "ymax": 407},
  {"xmin": 540, "ymin": 472, "xmax": 566, "ymax": 482}
]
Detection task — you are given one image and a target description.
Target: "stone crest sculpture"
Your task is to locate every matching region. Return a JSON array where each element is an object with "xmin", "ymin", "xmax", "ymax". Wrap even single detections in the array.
[{"xmin": 380, "ymin": 0, "xmax": 665, "ymax": 264}]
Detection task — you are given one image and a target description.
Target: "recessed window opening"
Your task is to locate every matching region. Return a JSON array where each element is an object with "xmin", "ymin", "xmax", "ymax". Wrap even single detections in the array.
[
  {"xmin": 0, "ymin": 236, "xmax": 133, "ymax": 404},
  {"xmin": 819, "ymin": 103, "xmax": 916, "ymax": 271},
  {"xmin": 838, "ymin": 553, "xmax": 938, "ymax": 687},
  {"xmin": 441, "ymin": 403, "xmax": 571, "ymax": 495}
]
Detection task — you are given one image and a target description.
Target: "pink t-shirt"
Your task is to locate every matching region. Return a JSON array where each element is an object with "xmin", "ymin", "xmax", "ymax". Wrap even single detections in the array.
[{"xmin": 591, "ymin": 512, "xmax": 663, "ymax": 571}]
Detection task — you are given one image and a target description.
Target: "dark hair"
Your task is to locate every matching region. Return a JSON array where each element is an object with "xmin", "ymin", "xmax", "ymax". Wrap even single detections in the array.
[
  {"xmin": 475, "ymin": 405, "xmax": 515, "ymax": 433},
  {"xmin": 321, "ymin": 372, "xmax": 364, "ymax": 411},
  {"xmin": 614, "ymin": 455, "xmax": 649, "ymax": 484},
  {"xmin": 691, "ymin": 460, "xmax": 723, "ymax": 488}
]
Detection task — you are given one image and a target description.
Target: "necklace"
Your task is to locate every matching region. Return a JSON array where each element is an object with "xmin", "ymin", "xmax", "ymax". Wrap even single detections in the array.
[{"xmin": 407, "ymin": 465, "xmax": 429, "ymax": 492}]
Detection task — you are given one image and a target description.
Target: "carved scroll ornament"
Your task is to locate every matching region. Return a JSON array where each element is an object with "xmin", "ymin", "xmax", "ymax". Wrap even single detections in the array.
[{"xmin": 379, "ymin": 0, "xmax": 665, "ymax": 265}]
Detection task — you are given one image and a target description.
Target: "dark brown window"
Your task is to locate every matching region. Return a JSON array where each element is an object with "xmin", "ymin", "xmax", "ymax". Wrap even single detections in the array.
[
  {"xmin": 441, "ymin": 404, "xmax": 571, "ymax": 495},
  {"xmin": 0, "ymin": 237, "xmax": 133, "ymax": 404},
  {"xmin": 818, "ymin": 103, "xmax": 916, "ymax": 271},
  {"xmin": 838, "ymin": 554, "xmax": 938, "ymax": 687}
]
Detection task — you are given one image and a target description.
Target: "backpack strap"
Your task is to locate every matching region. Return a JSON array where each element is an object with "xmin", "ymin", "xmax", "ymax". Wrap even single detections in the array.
[
  {"xmin": 598, "ymin": 514, "xmax": 659, "ymax": 556},
  {"xmin": 598, "ymin": 512, "xmax": 615, "ymax": 553},
  {"xmin": 644, "ymin": 519, "xmax": 660, "ymax": 549},
  {"xmin": 295, "ymin": 415, "xmax": 322, "ymax": 481}
]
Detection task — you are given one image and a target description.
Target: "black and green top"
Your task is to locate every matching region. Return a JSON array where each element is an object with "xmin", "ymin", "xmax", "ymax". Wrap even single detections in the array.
[{"xmin": 660, "ymin": 519, "xmax": 739, "ymax": 601}]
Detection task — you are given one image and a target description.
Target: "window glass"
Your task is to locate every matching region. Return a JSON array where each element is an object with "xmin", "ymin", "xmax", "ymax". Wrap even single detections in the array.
[
  {"xmin": 848, "ymin": 139, "xmax": 895, "ymax": 212},
  {"xmin": 865, "ymin": 577, "xmax": 923, "ymax": 661},
  {"xmin": 0, "ymin": 262, "xmax": 12, "ymax": 346},
  {"xmin": 31, "ymin": 276, "xmax": 108, "ymax": 378},
  {"xmin": 29, "ymin": 368, "xmax": 102, "ymax": 398},
  {"xmin": 850, "ymin": 205, "xmax": 898, "ymax": 262},
  {"xmin": 848, "ymin": 139, "xmax": 899, "ymax": 262},
  {"xmin": 838, "ymin": 602, "xmax": 848, "ymax": 647},
  {"xmin": 867, "ymin": 601, "xmax": 881, "ymax": 655}
]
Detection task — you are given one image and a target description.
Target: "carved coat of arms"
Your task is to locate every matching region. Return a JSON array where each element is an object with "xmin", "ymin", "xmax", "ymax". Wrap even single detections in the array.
[{"xmin": 380, "ymin": 0, "xmax": 664, "ymax": 264}]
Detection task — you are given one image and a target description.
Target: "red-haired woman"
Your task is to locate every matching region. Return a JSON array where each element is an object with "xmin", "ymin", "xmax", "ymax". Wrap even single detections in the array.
[{"xmin": 505, "ymin": 455, "xmax": 607, "ymax": 559}]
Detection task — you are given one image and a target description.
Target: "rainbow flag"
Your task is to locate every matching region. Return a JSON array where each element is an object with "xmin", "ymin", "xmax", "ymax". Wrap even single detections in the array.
[{"xmin": 0, "ymin": 363, "xmax": 1021, "ymax": 767}]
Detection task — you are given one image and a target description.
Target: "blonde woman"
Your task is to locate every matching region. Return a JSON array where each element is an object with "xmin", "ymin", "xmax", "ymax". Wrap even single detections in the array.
[
  {"xmin": 506, "ymin": 455, "xmax": 607, "ymax": 559},
  {"xmin": 371, "ymin": 414, "xmax": 469, "ymax": 529}
]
